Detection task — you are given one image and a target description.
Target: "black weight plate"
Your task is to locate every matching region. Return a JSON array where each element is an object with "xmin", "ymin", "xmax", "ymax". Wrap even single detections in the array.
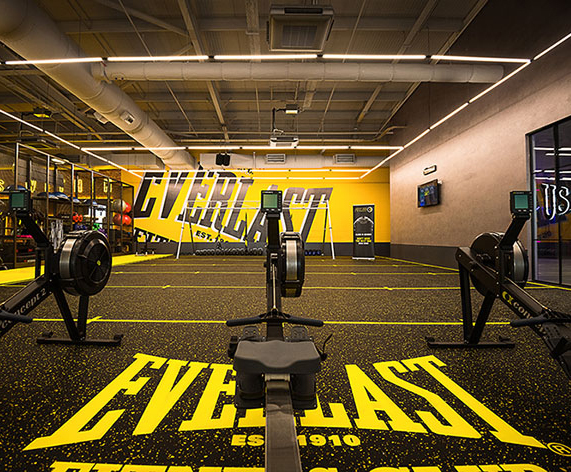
[{"xmin": 59, "ymin": 231, "xmax": 112, "ymax": 296}]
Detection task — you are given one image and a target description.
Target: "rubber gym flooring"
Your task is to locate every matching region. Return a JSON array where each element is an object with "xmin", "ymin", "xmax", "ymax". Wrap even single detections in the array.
[{"xmin": 0, "ymin": 255, "xmax": 570, "ymax": 472}]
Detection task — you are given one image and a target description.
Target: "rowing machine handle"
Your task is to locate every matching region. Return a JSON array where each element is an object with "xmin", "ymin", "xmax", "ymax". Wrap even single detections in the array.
[
  {"xmin": 0, "ymin": 309, "xmax": 34, "ymax": 324},
  {"xmin": 226, "ymin": 316, "xmax": 324, "ymax": 327},
  {"xmin": 286, "ymin": 315, "xmax": 324, "ymax": 327},
  {"xmin": 226, "ymin": 317, "xmax": 264, "ymax": 327}
]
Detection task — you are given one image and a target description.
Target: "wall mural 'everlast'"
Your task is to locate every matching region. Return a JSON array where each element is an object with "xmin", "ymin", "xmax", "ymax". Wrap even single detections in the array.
[{"xmin": 130, "ymin": 170, "xmax": 391, "ymax": 246}]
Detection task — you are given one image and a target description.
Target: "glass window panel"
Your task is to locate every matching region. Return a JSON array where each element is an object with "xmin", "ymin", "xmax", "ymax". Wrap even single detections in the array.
[
  {"xmin": 558, "ymin": 119, "xmax": 571, "ymax": 285},
  {"xmin": 532, "ymin": 127, "xmax": 559, "ymax": 283}
]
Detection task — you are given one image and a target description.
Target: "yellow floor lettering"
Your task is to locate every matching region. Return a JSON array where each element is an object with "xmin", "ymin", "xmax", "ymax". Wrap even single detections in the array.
[
  {"xmin": 299, "ymin": 395, "xmax": 353, "ymax": 428},
  {"xmin": 50, "ymin": 462, "xmax": 94, "ymax": 472},
  {"xmin": 369, "ymin": 468, "xmax": 410, "ymax": 472},
  {"xmin": 134, "ymin": 360, "xmax": 209, "ymax": 435},
  {"xmin": 375, "ymin": 360, "xmax": 481, "ymax": 439},
  {"xmin": 500, "ymin": 466, "xmax": 548, "ymax": 472},
  {"xmin": 26, "ymin": 354, "xmax": 166, "ymax": 450},
  {"xmin": 237, "ymin": 408, "xmax": 265, "ymax": 428},
  {"xmin": 345, "ymin": 365, "xmax": 426, "ymax": 433},
  {"xmin": 179, "ymin": 364, "xmax": 236, "ymax": 431},
  {"xmin": 121, "ymin": 467, "xmax": 168, "ymax": 472},
  {"xmin": 167, "ymin": 468, "xmax": 195, "ymax": 472},
  {"xmin": 404, "ymin": 356, "xmax": 545, "ymax": 449},
  {"xmin": 92, "ymin": 465, "xmax": 124, "ymax": 472}
]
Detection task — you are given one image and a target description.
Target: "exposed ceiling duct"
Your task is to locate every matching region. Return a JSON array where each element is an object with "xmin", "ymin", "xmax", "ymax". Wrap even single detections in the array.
[
  {"xmin": 94, "ymin": 62, "xmax": 504, "ymax": 83},
  {"xmin": 0, "ymin": 0, "xmax": 195, "ymax": 169},
  {"xmin": 200, "ymin": 152, "xmax": 383, "ymax": 169}
]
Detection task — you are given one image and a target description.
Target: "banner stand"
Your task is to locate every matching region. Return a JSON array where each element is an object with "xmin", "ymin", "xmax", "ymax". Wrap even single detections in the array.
[{"xmin": 352, "ymin": 204, "xmax": 375, "ymax": 260}]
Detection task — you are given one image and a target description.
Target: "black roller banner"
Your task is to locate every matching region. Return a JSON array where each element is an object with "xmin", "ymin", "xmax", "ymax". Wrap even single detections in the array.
[{"xmin": 352, "ymin": 204, "xmax": 375, "ymax": 259}]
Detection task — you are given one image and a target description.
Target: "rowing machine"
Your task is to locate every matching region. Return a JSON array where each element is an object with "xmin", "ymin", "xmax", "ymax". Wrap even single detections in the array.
[
  {"xmin": 0, "ymin": 189, "xmax": 122, "ymax": 345},
  {"xmin": 427, "ymin": 191, "xmax": 571, "ymax": 379},
  {"xmin": 227, "ymin": 190, "xmax": 326, "ymax": 472}
]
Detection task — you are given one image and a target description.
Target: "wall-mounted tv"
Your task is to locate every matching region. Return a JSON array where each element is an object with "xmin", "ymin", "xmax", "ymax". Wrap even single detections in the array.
[{"xmin": 418, "ymin": 179, "xmax": 440, "ymax": 207}]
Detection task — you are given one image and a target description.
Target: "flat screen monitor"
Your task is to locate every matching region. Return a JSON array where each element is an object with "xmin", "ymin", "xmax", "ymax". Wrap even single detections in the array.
[{"xmin": 418, "ymin": 180, "xmax": 440, "ymax": 207}]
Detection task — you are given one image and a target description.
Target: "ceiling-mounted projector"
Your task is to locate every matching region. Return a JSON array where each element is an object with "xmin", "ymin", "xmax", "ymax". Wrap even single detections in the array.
[
  {"xmin": 268, "ymin": 5, "xmax": 334, "ymax": 52},
  {"xmin": 270, "ymin": 133, "xmax": 299, "ymax": 148}
]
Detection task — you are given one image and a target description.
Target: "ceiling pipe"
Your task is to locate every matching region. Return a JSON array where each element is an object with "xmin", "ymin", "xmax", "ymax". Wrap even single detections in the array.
[
  {"xmin": 0, "ymin": 0, "xmax": 195, "ymax": 169},
  {"xmin": 94, "ymin": 62, "xmax": 504, "ymax": 83}
]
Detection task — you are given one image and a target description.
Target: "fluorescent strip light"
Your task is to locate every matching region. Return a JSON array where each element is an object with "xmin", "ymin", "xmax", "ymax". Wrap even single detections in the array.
[
  {"xmin": 404, "ymin": 129, "xmax": 430, "ymax": 149},
  {"xmin": 534, "ymin": 32, "xmax": 571, "ymax": 60},
  {"xmin": 107, "ymin": 55, "xmax": 208, "ymax": 62},
  {"xmin": 81, "ymin": 147, "xmax": 134, "ymax": 152},
  {"xmin": 186, "ymin": 145, "xmax": 237, "ymax": 150},
  {"xmin": 44, "ymin": 131, "xmax": 81, "ymax": 150},
  {"xmin": 0, "ymin": 108, "xmax": 43, "ymax": 132},
  {"xmin": 214, "ymin": 54, "xmax": 317, "ymax": 60},
  {"xmin": 295, "ymin": 145, "xmax": 350, "ymax": 150},
  {"xmin": 322, "ymin": 54, "xmax": 426, "ymax": 60},
  {"xmin": 0, "ymin": 108, "xmax": 140, "ymax": 178},
  {"xmin": 469, "ymin": 62, "xmax": 531, "ymax": 103},
  {"xmin": 5, "ymin": 57, "xmax": 103, "ymax": 65},
  {"xmin": 430, "ymin": 103, "xmax": 469, "ymax": 130},
  {"xmin": 51, "ymin": 158, "xmax": 66, "ymax": 165},
  {"xmin": 360, "ymin": 148, "xmax": 404, "ymax": 179},
  {"xmin": 349, "ymin": 145, "xmax": 403, "ymax": 150},
  {"xmin": 431, "ymin": 55, "xmax": 530, "ymax": 63}
]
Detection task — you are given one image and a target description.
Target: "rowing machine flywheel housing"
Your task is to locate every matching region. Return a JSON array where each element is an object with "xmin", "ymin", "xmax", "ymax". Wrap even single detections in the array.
[
  {"xmin": 470, "ymin": 232, "xmax": 529, "ymax": 295},
  {"xmin": 279, "ymin": 232, "xmax": 305, "ymax": 298},
  {"xmin": 58, "ymin": 231, "xmax": 112, "ymax": 296}
]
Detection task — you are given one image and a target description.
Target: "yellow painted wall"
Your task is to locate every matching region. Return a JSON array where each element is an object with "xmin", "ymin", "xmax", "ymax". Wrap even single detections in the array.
[{"xmin": 126, "ymin": 168, "xmax": 390, "ymax": 244}]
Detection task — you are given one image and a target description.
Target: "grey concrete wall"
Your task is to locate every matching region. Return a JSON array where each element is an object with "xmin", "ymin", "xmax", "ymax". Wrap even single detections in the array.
[{"xmin": 389, "ymin": 37, "xmax": 571, "ymax": 262}]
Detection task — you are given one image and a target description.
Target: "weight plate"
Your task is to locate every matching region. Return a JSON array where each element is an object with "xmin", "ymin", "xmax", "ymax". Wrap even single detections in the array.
[
  {"xmin": 58, "ymin": 231, "xmax": 112, "ymax": 296},
  {"xmin": 279, "ymin": 232, "xmax": 305, "ymax": 298}
]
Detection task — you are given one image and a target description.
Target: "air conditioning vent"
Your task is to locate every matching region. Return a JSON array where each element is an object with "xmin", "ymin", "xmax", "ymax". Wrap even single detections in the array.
[
  {"xmin": 334, "ymin": 153, "xmax": 356, "ymax": 165},
  {"xmin": 268, "ymin": 5, "xmax": 334, "ymax": 52},
  {"xmin": 265, "ymin": 153, "xmax": 287, "ymax": 164}
]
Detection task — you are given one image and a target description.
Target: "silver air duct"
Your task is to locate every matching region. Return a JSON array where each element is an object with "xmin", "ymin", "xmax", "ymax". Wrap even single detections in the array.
[
  {"xmin": 94, "ymin": 62, "xmax": 504, "ymax": 83},
  {"xmin": 0, "ymin": 0, "xmax": 195, "ymax": 169}
]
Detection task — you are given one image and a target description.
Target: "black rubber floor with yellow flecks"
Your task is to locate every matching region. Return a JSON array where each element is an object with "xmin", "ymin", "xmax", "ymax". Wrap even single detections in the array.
[{"xmin": 0, "ymin": 255, "xmax": 570, "ymax": 472}]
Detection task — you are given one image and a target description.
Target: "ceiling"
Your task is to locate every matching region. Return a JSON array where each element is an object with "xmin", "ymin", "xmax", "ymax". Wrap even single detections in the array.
[{"xmin": 0, "ymin": 0, "xmax": 569, "ymax": 168}]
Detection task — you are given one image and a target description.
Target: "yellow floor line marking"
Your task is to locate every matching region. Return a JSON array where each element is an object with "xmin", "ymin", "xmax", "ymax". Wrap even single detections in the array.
[
  {"xmin": 29, "ymin": 318, "xmax": 511, "ymax": 326},
  {"xmin": 86, "ymin": 315, "xmax": 102, "ymax": 325},
  {"xmin": 0, "ymin": 254, "xmax": 170, "ymax": 285},
  {"xmin": 378, "ymin": 256, "xmax": 458, "ymax": 272},
  {"xmin": 527, "ymin": 281, "xmax": 571, "ymax": 291},
  {"xmin": 101, "ymin": 285, "xmax": 464, "ymax": 290},
  {"xmin": 111, "ymin": 270, "xmax": 455, "ymax": 276},
  {"xmin": 138, "ymin": 262, "xmax": 415, "ymax": 267}
]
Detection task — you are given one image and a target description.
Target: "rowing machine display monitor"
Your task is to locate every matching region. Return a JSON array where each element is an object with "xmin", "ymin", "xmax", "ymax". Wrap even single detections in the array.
[
  {"xmin": 510, "ymin": 190, "xmax": 532, "ymax": 217},
  {"xmin": 226, "ymin": 190, "xmax": 326, "ymax": 472},
  {"xmin": 9, "ymin": 190, "xmax": 31, "ymax": 212},
  {"xmin": 427, "ymin": 190, "xmax": 571, "ymax": 379},
  {"xmin": 0, "ymin": 189, "xmax": 121, "ymax": 346},
  {"xmin": 261, "ymin": 189, "xmax": 282, "ymax": 214}
]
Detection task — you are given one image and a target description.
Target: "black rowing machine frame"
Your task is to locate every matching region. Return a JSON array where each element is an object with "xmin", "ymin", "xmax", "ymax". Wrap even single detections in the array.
[
  {"xmin": 0, "ymin": 190, "xmax": 122, "ymax": 346},
  {"xmin": 427, "ymin": 191, "xmax": 571, "ymax": 379}
]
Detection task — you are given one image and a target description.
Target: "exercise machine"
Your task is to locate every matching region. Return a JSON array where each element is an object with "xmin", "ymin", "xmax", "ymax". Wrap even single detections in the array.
[
  {"xmin": 227, "ymin": 190, "xmax": 327, "ymax": 472},
  {"xmin": 427, "ymin": 191, "xmax": 571, "ymax": 379},
  {"xmin": 0, "ymin": 189, "xmax": 121, "ymax": 345}
]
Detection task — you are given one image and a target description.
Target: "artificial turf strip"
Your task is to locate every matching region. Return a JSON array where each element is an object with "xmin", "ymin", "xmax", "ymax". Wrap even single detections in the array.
[{"xmin": 0, "ymin": 255, "xmax": 570, "ymax": 472}]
